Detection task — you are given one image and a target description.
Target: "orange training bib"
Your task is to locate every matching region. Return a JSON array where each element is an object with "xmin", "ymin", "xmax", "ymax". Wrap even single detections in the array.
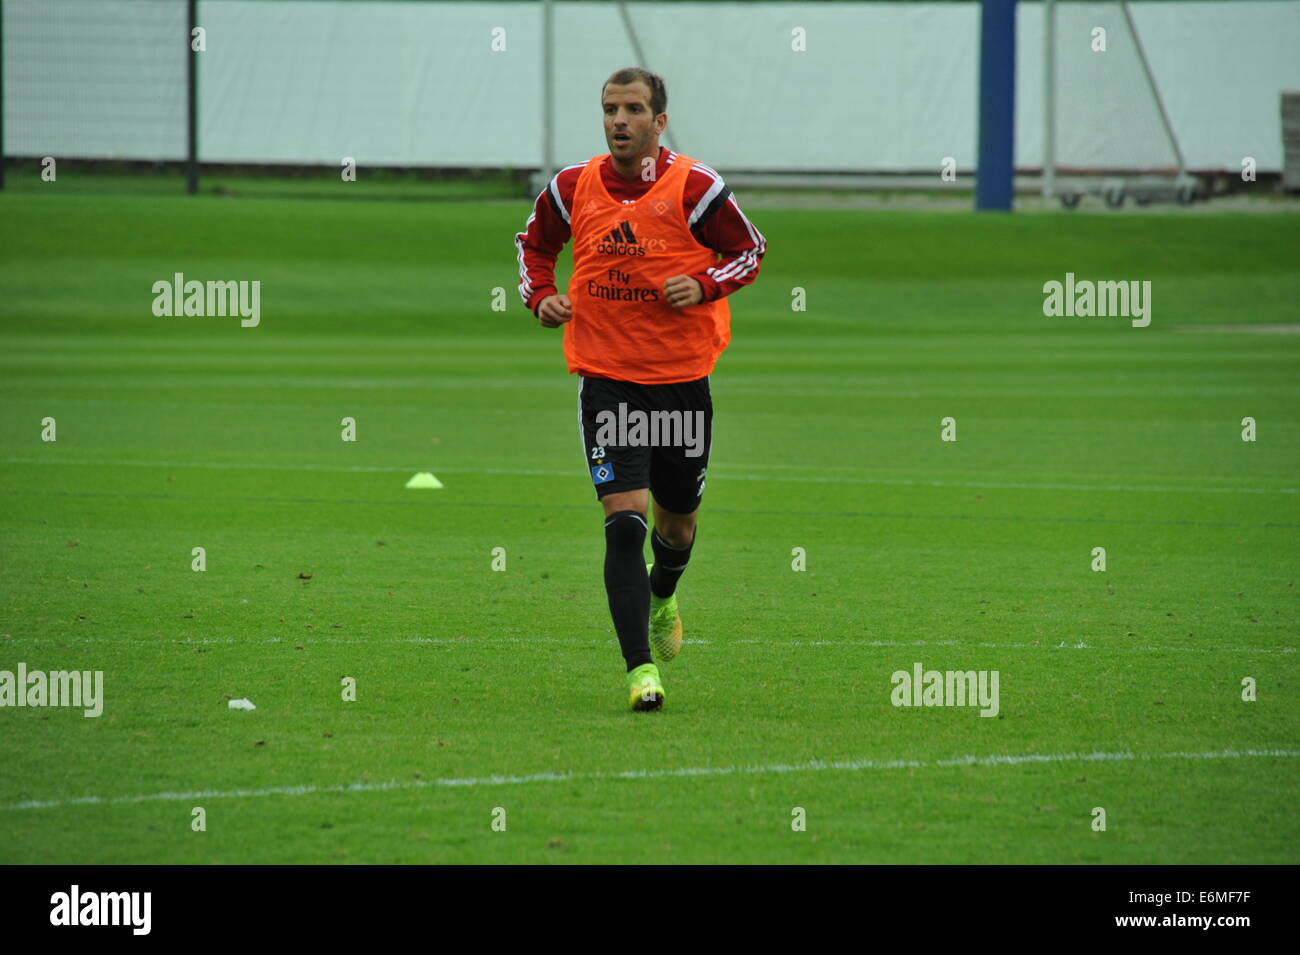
[{"xmin": 564, "ymin": 154, "xmax": 731, "ymax": 384}]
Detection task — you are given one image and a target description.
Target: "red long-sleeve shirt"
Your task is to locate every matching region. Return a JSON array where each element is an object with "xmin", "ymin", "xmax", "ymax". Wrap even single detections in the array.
[{"xmin": 515, "ymin": 147, "xmax": 766, "ymax": 316}]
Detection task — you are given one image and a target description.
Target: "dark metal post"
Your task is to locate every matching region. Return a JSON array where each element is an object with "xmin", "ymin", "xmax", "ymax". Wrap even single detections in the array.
[
  {"xmin": 187, "ymin": 0, "xmax": 198, "ymax": 194},
  {"xmin": 976, "ymin": 0, "xmax": 1017, "ymax": 211},
  {"xmin": 1, "ymin": 0, "xmax": 7, "ymax": 191}
]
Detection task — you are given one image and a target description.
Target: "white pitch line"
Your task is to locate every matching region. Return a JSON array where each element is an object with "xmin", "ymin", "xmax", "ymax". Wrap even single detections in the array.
[
  {"xmin": 1, "ymin": 456, "xmax": 411, "ymax": 474},
  {"xmin": 3, "ymin": 456, "xmax": 1295, "ymax": 496},
  {"xmin": 730, "ymin": 639, "xmax": 1297, "ymax": 654},
  {"xmin": 3, "ymin": 748, "xmax": 1296, "ymax": 812},
  {"xmin": 6, "ymin": 635, "xmax": 1294, "ymax": 654}
]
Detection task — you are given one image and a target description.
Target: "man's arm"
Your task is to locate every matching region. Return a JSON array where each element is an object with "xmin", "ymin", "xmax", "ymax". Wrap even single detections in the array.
[
  {"xmin": 515, "ymin": 166, "xmax": 582, "ymax": 319},
  {"xmin": 682, "ymin": 164, "xmax": 767, "ymax": 303}
]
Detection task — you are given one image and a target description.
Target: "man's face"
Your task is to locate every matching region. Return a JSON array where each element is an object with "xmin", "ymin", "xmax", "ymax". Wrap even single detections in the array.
[{"xmin": 602, "ymin": 82, "xmax": 664, "ymax": 163}]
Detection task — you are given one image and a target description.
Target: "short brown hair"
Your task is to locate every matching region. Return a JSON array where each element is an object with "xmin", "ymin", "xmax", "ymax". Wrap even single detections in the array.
[{"xmin": 602, "ymin": 67, "xmax": 667, "ymax": 117}]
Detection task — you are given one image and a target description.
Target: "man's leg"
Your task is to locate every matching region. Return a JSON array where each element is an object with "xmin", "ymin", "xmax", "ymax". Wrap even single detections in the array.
[
  {"xmin": 644, "ymin": 500, "xmax": 692, "ymax": 662},
  {"xmin": 579, "ymin": 375, "xmax": 666, "ymax": 708},
  {"xmin": 643, "ymin": 377, "xmax": 711, "ymax": 663},
  {"xmin": 601, "ymin": 489, "xmax": 652, "ymax": 672},
  {"xmin": 579, "ymin": 376, "xmax": 655, "ymax": 680},
  {"xmin": 649, "ymin": 500, "xmax": 696, "ymax": 600},
  {"xmin": 646, "ymin": 375, "xmax": 711, "ymax": 608}
]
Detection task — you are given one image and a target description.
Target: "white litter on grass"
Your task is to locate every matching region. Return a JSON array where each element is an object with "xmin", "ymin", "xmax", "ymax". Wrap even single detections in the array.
[{"xmin": 227, "ymin": 698, "xmax": 256, "ymax": 711}]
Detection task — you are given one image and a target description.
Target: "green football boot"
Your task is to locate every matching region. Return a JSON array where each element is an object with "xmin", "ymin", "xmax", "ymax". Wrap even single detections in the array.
[
  {"xmin": 627, "ymin": 662, "xmax": 665, "ymax": 711},
  {"xmin": 647, "ymin": 563, "xmax": 683, "ymax": 662}
]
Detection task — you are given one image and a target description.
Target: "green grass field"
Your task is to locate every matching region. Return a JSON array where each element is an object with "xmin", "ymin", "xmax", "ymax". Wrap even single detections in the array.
[{"xmin": 1, "ymin": 183, "xmax": 1297, "ymax": 864}]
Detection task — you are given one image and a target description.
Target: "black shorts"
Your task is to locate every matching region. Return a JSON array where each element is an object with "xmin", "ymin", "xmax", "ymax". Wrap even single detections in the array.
[{"xmin": 578, "ymin": 375, "xmax": 713, "ymax": 515}]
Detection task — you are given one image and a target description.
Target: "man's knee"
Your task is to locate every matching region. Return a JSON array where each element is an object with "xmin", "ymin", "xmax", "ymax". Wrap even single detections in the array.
[
  {"xmin": 654, "ymin": 509, "xmax": 696, "ymax": 548},
  {"xmin": 601, "ymin": 489, "xmax": 647, "ymax": 517}
]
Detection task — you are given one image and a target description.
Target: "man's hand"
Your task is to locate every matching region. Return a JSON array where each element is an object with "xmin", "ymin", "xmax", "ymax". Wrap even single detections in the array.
[
  {"xmin": 664, "ymin": 275, "xmax": 704, "ymax": 308},
  {"xmin": 537, "ymin": 294, "xmax": 573, "ymax": 328}
]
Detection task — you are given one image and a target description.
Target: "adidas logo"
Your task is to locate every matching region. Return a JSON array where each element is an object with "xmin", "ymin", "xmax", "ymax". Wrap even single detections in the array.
[{"xmin": 595, "ymin": 221, "xmax": 646, "ymax": 257}]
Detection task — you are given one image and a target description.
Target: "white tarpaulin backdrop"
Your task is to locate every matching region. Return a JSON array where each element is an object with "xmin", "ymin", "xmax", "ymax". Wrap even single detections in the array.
[{"xmin": 6, "ymin": 0, "xmax": 1299, "ymax": 171}]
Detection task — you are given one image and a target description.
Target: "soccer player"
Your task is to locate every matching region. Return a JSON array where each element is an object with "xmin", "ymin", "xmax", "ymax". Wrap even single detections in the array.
[{"xmin": 515, "ymin": 67, "xmax": 766, "ymax": 711}]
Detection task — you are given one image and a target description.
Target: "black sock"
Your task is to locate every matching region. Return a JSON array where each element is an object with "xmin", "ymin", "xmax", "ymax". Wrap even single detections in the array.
[
  {"xmin": 650, "ymin": 527, "xmax": 694, "ymax": 599},
  {"xmin": 604, "ymin": 510, "xmax": 651, "ymax": 671}
]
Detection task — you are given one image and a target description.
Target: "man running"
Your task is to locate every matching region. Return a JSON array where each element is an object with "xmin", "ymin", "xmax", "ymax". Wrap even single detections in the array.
[{"xmin": 515, "ymin": 67, "xmax": 766, "ymax": 710}]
